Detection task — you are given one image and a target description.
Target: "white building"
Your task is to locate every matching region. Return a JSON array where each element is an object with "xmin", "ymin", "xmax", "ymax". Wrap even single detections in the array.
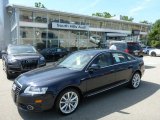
[{"xmin": 0, "ymin": 0, "xmax": 151, "ymax": 51}]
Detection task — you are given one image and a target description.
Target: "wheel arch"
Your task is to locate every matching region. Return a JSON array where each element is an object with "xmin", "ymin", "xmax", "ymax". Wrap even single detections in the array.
[
  {"xmin": 54, "ymin": 85, "xmax": 83, "ymax": 104},
  {"xmin": 133, "ymin": 70, "xmax": 142, "ymax": 78}
]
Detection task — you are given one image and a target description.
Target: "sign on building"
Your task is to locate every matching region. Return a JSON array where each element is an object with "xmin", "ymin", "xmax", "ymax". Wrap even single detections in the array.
[{"xmin": 52, "ymin": 22, "xmax": 89, "ymax": 31}]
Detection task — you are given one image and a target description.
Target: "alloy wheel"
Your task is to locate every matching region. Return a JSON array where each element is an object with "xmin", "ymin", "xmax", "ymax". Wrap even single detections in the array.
[
  {"xmin": 132, "ymin": 73, "xmax": 141, "ymax": 88},
  {"xmin": 59, "ymin": 91, "xmax": 79, "ymax": 114}
]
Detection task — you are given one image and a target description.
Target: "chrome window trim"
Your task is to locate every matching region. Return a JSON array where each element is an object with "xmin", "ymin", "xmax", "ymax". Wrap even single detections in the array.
[{"xmin": 85, "ymin": 51, "xmax": 137, "ymax": 72}]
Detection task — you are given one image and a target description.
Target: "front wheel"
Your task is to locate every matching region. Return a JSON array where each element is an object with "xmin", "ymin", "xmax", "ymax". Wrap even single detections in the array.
[
  {"xmin": 3, "ymin": 61, "xmax": 12, "ymax": 79},
  {"xmin": 151, "ymin": 52, "xmax": 156, "ymax": 57},
  {"xmin": 129, "ymin": 72, "xmax": 141, "ymax": 89},
  {"xmin": 55, "ymin": 88, "xmax": 80, "ymax": 115}
]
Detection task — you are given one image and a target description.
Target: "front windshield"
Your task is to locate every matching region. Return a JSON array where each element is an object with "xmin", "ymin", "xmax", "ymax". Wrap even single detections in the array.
[
  {"xmin": 58, "ymin": 52, "xmax": 94, "ymax": 70},
  {"xmin": 113, "ymin": 43, "xmax": 127, "ymax": 51},
  {"xmin": 8, "ymin": 46, "xmax": 37, "ymax": 54}
]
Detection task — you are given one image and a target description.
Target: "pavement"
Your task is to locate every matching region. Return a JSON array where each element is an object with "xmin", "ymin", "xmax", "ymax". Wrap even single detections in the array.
[{"xmin": 0, "ymin": 56, "xmax": 160, "ymax": 120}]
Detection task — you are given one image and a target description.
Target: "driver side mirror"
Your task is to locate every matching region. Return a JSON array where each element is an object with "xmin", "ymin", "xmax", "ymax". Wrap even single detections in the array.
[{"xmin": 88, "ymin": 64, "xmax": 100, "ymax": 72}]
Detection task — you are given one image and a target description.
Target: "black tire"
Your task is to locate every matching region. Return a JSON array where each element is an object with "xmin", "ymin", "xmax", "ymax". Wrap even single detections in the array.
[
  {"xmin": 3, "ymin": 62, "xmax": 12, "ymax": 79},
  {"xmin": 2, "ymin": 60, "xmax": 5, "ymax": 71},
  {"xmin": 128, "ymin": 72, "xmax": 141, "ymax": 89},
  {"xmin": 151, "ymin": 52, "xmax": 156, "ymax": 57},
  {"xmin": 55, "ymin": 88, "xmax": 80, "ymax": 115},
  {"xmin": 6, "ymin": 70, "xmax": 12, "ymax": 79}
]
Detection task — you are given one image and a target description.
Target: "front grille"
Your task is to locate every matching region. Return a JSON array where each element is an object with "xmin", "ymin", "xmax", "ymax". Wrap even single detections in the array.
[
  {"xmin": 21, "ymin": 59, "xmax": 38, "ymax": 70},
  {"xmin": 13, "ymin": 82, "xmax": 22, "ymax": 95},
  {"xmin": 15, "ymin": 82, "xmax": 22, "ymax": 95}
]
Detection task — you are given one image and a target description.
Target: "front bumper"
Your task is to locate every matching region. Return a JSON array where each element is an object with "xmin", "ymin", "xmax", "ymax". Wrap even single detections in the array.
[
  {"xmin": 12, "ymin": 90, "xmax": 55, "ymax": 112},
  {"xmin": 7, "ymin": 63, "xmax": 46, "ymax": 74}
]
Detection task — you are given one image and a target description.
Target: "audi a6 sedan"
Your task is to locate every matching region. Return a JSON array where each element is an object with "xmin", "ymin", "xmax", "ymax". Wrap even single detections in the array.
[
  {"xmin": 2, "ymin": 45, "xmax": 46, "ymax": 79},
  {"xmin": 12, "ymin": 49, "xmax": 145, "ymax": 115}
]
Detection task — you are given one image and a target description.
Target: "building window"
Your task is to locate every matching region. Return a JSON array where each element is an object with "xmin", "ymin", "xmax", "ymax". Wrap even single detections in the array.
[
  {"xmin": 47, "ymin": 30, "xmax": 59, "ymax": 48},
  {"xmin": 20, "ymin": 10, "xmax": 33, "ymax": 22},
  {"xmin": 49, "ymin": 14, "xmax": 59, "ymax": 23},
  {"xmin": 59, "ymin": 15, "xmax": 70, "ymax": 23},
  {"xmin": 70, "ymin": 17, "xmax": 80, "ymax": 25},
  {"xmin": 34, "ymin": 12, "xmax": 47, "ymax": 23},
  {"xmin": 20, "ymin": 27, "xmax": 34, "ymax": 45},
  {"xmin": 90, "ymin": 20, "xmax": 98, "ymax": 28}
]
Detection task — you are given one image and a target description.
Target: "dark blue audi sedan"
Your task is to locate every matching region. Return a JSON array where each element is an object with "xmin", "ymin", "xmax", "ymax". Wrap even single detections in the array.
[{"xmin": 12, "ymin": 49, "xmax": 145, "ymax": 115}]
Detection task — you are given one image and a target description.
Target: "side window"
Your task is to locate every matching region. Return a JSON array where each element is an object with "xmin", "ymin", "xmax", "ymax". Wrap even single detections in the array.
[
  {"xmin": 126, "ymin": 54, "xmax": 135, "ymax": 61},
  {"xmin": 112, "ymin": 52, "xmax": 127, "ymax": 64},
  {"xmin": 92, "ymin": 53, "xmax": 112, "ymax": 68}
]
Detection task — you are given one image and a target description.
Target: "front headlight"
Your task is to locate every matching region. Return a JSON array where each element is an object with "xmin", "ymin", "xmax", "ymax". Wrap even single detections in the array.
[
  {"xmin": 8, "ymin": 58, "xmax": 17, "ymax": 63},
  {"xmin": 24, "ymin": 86, "xmax": 48, "ymax": 95},
  {"xmin": 40, "ymin": 56, "xmax": 45, "ymax": 61}
]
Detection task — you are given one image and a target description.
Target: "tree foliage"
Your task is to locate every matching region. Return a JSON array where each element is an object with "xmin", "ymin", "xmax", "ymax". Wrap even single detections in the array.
[
  {"xmin": 35, "ymin": 2, "xmax": 46, "ymax": 8},
  {"xmin": 140, "ymin": 20, "xmax": 149, "ymax": 24},
  {"xmin": 148, "ymin": 19, "xmax": 160, "ymax": 47},
  {"xmin": 120, "ymin": 15, "xmax": 134, "ymax": 22},
  {"xmin": 92, "ymin": 12, "xmax": 115, "ymax": 18}
]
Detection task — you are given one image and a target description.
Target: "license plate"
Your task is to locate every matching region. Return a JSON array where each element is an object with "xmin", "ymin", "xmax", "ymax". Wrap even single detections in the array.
[
  {"xmin": 12, "ymin": 84, "xmax": 16, "ymax": 91},
  {"xmin": 135, "ymin": 52, "xmax": 138, "ymax": 55}
]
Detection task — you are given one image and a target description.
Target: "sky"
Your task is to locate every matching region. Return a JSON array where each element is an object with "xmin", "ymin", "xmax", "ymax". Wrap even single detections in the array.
[{"xmin": 9, "ymin": 0, "xmax": 159, "ymax": 23}]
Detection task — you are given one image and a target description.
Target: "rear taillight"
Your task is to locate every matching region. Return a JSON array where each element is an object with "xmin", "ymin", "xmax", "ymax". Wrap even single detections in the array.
[{"xmin": 125, "ymin": 49, "xmax": 129, "ymax": 53}]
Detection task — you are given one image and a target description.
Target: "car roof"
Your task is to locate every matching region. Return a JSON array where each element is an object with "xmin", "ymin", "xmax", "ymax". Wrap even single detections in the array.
[
  {"xmin": 110, "ymin": 41, "xmax": 126, "ymax": 43},
  {"xmin": 74, "ymin": 49, "xmax": 118, "ymax": 55},
  {"xmin": 8, "ymin": 44, "xmax": 33, "ymax": 48},
  {"xmin": 127, "ymin": 42, "xmax": 139, "ymax": 44}
]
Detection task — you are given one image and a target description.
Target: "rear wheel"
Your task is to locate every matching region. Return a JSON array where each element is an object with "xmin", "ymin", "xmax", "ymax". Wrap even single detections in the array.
[
  {"xmin": 3, "ymin": 62, "xmax": 12, "ymax": 79},
  {"xmin": 55, "ymin": 88, "xmax": 80, "ymax": 115},
  {"xmin": 151, "ymin": 52, "xmax": 156, "ymax": 57},
  {"xmin": 129, "ymin": 72, "xmax": 141, "ymax": 89},
  {"xmin": 6, "ymin": 70, "xmax": 12, "ymax": 79}
]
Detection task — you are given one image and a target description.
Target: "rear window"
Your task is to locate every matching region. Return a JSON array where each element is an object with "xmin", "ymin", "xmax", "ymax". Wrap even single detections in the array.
[
  {"xmin": 112, "ymin": 43, "xmax": 127, "ymax": 51},
  {"xmin": 127, "ymin": 43, "xmax": 142, "ymax": 51}
]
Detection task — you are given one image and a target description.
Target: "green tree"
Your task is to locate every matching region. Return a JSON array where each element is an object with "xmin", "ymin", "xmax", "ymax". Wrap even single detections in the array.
[
  {"xmin": 140, "ymin": 20, "xmax": 149, "ymax": 24},
  {"xmin": 148, "ymin": 19, "xmax": 160, "ymax": 47},
  {"xmin": 92, "ymin": 12, "xmax": 115, "ymax": 18},
  {"xmin": 92, "ymin": 12, "xmax": 103, "ymax": 17},
  {"xmin": 120, "ymin": 15, "xmax": 134, "ymax": 22},
  {"xmin": 103, "ymin": 12, "xmax": 115, "ymax": 18},
  {"xmin": 35, "ymin": 2, "xmax": 46, "ymax": 8}
]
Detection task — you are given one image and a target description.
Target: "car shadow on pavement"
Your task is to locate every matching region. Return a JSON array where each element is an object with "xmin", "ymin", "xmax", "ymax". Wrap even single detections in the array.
[
  {"xmin": 18, "ymin": 80, "xmax": 160, "ymax": 120},
  {"xmin": 145, "ymin": 65, "xmax": 156, "ymax": 69}
]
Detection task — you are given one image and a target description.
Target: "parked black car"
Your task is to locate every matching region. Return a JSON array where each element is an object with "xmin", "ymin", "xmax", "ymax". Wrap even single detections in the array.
[
  {"xmin": 12, "ymin": 49, "xmax": 145, "ymax": 115},
  {"xmin": 40, "ymin": 47, "xmax": 68, "ymax": 61},
  {"xmin": 2, "ymin": 45, "xmax": 46, "ymax": 79},
  {"xmin": 126, "ymin": 42, "xmax": 143, "ymax": 57}
]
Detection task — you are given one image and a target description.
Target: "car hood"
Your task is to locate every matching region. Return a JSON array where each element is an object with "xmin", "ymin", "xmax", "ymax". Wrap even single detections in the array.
[
  {"xmin": 9, "ymin": 53, "xmax": 41, "ymax": 60},
  {"xmin": 16, "ymin": 65, "xmax": 79, "ymax": 86}
]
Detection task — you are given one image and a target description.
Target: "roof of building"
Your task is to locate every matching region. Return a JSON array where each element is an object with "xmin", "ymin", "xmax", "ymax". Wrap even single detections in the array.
[{"xmin": 7, "ymin": 4, "xmax": 151, "ymax": 27}]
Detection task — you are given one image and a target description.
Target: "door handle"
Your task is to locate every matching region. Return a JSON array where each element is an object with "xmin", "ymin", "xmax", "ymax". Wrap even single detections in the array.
[
  {"xmin": 110, "ymin": 69, "xmax": 115, "ymax": 72},
  {"xmin": 117, "ymin": 67, "xmax": 124, "ymax": 71},
  {"xmin": 128, "ymin": 65, "xmax": 133, "ymax": 69}
]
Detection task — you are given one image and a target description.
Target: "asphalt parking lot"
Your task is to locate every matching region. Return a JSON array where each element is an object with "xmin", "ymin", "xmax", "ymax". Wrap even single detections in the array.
[{"xmin": 0, "ymin": 56, "xmax": 160, "ymax": 120}]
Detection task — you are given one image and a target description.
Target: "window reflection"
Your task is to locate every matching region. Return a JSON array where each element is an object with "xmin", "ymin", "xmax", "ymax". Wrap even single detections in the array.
[
  {"xmin": 60, "ymin": 15, "xmax": 70, "ymax": 23},
  {"xmin": 34, "ymin": 12, "xmax": 47, "ymax": 23},
  {"xmin": 49, "ymin": 14, "xmax": 59, "ymax": 22},
  {"xmin": 20, "ymin": 10, "xmax": 33, "ymax": 22}
]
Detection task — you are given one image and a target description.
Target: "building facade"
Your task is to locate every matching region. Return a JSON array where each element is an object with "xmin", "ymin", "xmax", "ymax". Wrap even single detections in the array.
[
  {"xmin": 2, "ymin": 4, "xmax": 151, "ymax": 51},
  {"xmin": 0, "ymin": 0, "xmax": 10, "ymax": 50}
]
